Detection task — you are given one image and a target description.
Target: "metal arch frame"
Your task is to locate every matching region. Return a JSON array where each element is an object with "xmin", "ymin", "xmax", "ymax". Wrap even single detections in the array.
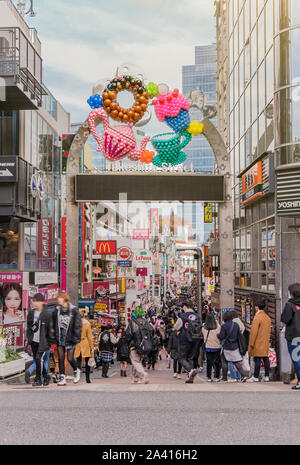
[{"xmin": 66, "ymin": 116, "xmax": 234, "ymax": 313}]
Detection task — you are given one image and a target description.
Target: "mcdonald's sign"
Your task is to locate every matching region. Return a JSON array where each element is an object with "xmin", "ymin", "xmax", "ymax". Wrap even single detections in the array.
[{"xmin": 95, "ymin": 240, "xmax": 117, "ymax": 255}]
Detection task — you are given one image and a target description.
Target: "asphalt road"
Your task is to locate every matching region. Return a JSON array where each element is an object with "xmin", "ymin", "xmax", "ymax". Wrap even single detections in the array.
[{"xmin": 0, "ymin": 390, "xmax": 299, "ymax": 445}]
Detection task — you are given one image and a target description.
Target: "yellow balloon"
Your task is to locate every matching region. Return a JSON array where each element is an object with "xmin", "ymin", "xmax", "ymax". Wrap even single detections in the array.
[{"xmin": 187, "ymin": 121, "xmax": 204, "ymax": 136}]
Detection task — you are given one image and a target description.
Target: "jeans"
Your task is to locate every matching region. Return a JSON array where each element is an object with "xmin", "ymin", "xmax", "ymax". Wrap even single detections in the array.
[
  {"xmin": 287, "ymin": 340, "xmax": 300, "ymax": 383},
  {"xmin": 254, "ymin": 357, "xmax": 270, "ymax": 378},
  {"xmin": 229, "ymin": 361, "xmax": 241, "ymax": 379},
  {"xmin": 173, "ymin": 359, "xmax": 182, "ymax": 374},
  {"xmin": 206, "ymin": 350, "xmax": 221, "ymax": 379},
  {"xmin": 221, "ymin": 353, "xmax": 246, "ymax": 380},
  {"xmin": 28, "ymin": 348, "xmax": 50, "ymax": 381}
]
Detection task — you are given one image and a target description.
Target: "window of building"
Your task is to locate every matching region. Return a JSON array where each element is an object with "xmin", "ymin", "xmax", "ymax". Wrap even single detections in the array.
[
  {"xmin": 0, "ymin": 111, "xmax": 19, "ymax": 155},
  {"xmin": 0, "ymin": 223, "xmax": 18, "ymax": 270}
]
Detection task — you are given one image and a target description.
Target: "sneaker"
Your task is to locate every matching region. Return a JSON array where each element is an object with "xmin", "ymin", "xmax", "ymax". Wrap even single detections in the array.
[
  {"xmin": 52, "ymin": 373, "xmax": 59, "ymax": 384},
  {"xmin": 228, "ymin": 378, "xmax": 238, "ymax": 383},
  {"xmin": 198, "ymin": 367, "xmax": 204, "ymax": 373},
  {"xmin": 177, "ymin": 375, "xmax": 181, "ymax": 379},
  {"xmin": 143, "ymin": 374, "xmax": 149, "ymax": 384},
  {"xmin": 246, "ymin": 376, "xmax": 259, "ymax": 383},
  {"xmin": 73, "ymin": 369, "xmax": 81, "ymax": 384},
  {"xmin": 291, "ymin": 383, "xmax": 300, "ymax": 390},
  {"xmin": 43, "ymin": 374, "xmax": 51, "ymax": 386},
  {"xmin": 58, "ymin": 375, "xmax": 67, "ymax": 386},
  {"xmin": 262, "ymin": 376, "xmax": 270, "ymax": 382},
  {"xmin": 173, "ymin": 373, "xmax": 178, "ymax": 379},
  {"xmin": 216, "ymin": 379, "xmax": 228, "ymax": 383},
  {"xmin": 25, "ymin": 370, "xmax": 31, "ymax": 384},
  {"xmin": 240, "ymin": 377, "xmax": 248, "ymax": 383},
  {"xmin": 206, "ymin": 378, "xmax": 213, "ymax": 382},
  {"xmin": 188, "ymin": 368, "xmax": 198, "ymax": 381},
  {"xmin": 32, "ymin": 379, "xmax": 42, "ymax": 387},
  {"xmin": 185, "ymin": 378, "xmax": 194, "ymax": 384}
]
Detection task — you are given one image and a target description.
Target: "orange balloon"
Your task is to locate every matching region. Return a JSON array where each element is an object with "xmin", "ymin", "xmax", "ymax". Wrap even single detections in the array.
[{"xmin": 141, "ymin": 150, "xmax": 154, "ymax": 163}]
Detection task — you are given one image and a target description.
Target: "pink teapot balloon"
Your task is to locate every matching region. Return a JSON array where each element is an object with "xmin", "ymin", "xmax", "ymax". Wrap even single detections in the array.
[{"xmin": 88, "ymin": 108, "xmax": 150, "ymax": 162}]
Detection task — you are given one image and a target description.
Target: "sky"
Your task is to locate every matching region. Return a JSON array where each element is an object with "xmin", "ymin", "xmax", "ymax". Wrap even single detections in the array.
[{"xmin": 24, "ymin": 0, "xmax": 216, "ymax": 123}]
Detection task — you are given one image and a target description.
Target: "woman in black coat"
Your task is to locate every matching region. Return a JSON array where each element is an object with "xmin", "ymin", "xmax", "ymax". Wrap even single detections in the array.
[
  {"xmin": 168, "ymin": 329, "xmax": 182, "ymax": 379},
  {"xmin": 116, "ymin": 327, "xmax": 130, "ymax": 377},
  {"xmin": 51, "ymin": 293, "xmax": 82, "ymax": 386}
]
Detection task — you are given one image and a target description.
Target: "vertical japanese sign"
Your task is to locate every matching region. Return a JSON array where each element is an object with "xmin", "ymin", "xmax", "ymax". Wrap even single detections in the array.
[
  {"xmin": 82, "ymin": 204, "xmax": 92, "ymax": 283},
  {"xmin": 204, "ymin": 203, "xmax": 213, "ymax": 223},
  {"xmin": 37, "ymin": 218, "xmax": 53, "ymax": 270},
  {"xmin": 60, "ymin": 217, "xmax": 67, "ymax": 292}
]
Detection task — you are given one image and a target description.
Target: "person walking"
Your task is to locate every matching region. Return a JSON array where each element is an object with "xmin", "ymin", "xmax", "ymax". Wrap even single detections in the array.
[
  {"xmin": 229, "ymin": 310, "xmax": 246, "ymax": 382},
  {"xmin": 26, "ymin": 293, "xmax": 53, "ymax": 387},
  {"xmin": 217, "ymin": 311, "xmax": 248, "ymax": 383},
  {"xmin": 125, "ymin": 306, "xmax": 154, "ymax": 384},
  {"xmin": 75, "ymin": 310, "xmax": 94, "ymax": 383},
  {"xmin": 168, "ymin": 328, "xmax": 182, "ymax": 379},
  {"xmin": 281, "ymin": 283, "xmax": 300, "ymax": 390},
  {"xmin": 52, "ymin": 292, "xmax": 82, "ymax": 386},
  {"xmin": 202, "ymin": 312, "xmax": 222, "ymax": 382},
  {"xmin": 116, "ymin": 326, "xmax": 130, "ymax": 377},
  {"xmin": 247, "ymin": 299, "xmax": 271, "ymax": 383},
  {"xmin": 173, "ymin": 301, "xmax": 203, "ymax": 384},
  {"xmin": 98, "ymin": 325, "xmax": 119, "ymax": 378}
]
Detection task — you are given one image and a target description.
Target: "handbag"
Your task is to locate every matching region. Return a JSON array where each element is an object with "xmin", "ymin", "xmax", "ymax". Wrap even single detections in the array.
[
  {"xmin": 260, "ymin": 348, "xmax": 277, "ymax": 368},
  {"xmin": 237, "ymin": 329, "xmax": 247, "ymax": 356},
  {"xmin": 241, "ymin": 352, "xmax": 250, "ymax": 372},
  {"xmin": 203, "ymin": 329, "xmax": 210, "ymax": 350},
  {"xmin": 88, "ymin": 356, "xmax": 96, "ymax": 368}
]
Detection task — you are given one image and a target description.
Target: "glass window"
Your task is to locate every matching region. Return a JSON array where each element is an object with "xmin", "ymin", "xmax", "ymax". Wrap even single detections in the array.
[
  {"xmin": 244, "ymin": 0, "xmax": 250, "ymax": 41},
  {"xmin": 250, "ymin": 0, "xmax": 257, "ymax": 31},
  {"xmin": 229, "ymin": 34, "xmax": 234, "ymax": 71},
  {"xmin": 251, "ymin": 72, "xmax": 258, "ymax": 123},
  {"xmin": 252, "ymin": 120, "xmax": 258, "ymax": 159},
  {"xmin": 275, "ymin": 86, "xmax": 300, "ymax": 149},
  {"xmin": 245, "ymin": 84, "xmax": 251, "ymax": 129},
  {"xmin": 239, "ymin": 10, "xmax": 244, "ymax": 55},
  {"xmin": 275, "ymin": 28, "xmax": 300, "ymax": 88},
  {"xmin": 0, "ymin": 111, "xmax": 19, "ymax": 156},
  {"xmin": 258, "ymin": 61, "xmax": 265, "ymax": 114},
  {"xmin": 244, "ymin": 40, "xmax": 251, "ymax": 83},
  {"xmin": 266, "ymin": 48, "xmax": 274, "ymax": 104},
  {"xmin": 258, "ymin": 113, "xmax": 266, "ymax": 155},
  {"xmin": 265, "ymin": 0, "xmax": 273, "ymax": 51},
  {"xmin": 251, "ymin": 24, "xmax": 257, "ymax": 76},
  {"xmin": 245, "ymin": 127, "xmax": 251, "ymax": 165},
  {"xmin": 240, "ymin": 93, "xmax": 245, "ymax": 136},
  {"xmin": 0, "ymin": 223, "xmax": 18, "ymax": 269},
  {"xmin": 229, "ymin": 0, "xmax": 233, "ymax": 34},
  {"xmin": 257, "ymin": 9, "xmax": 265, "ymax": 66}
]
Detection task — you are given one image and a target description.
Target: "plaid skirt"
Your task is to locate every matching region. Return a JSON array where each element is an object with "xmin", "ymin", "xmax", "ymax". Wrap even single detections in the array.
[{"xmin": 100, "ymin": 352, "xmax": 113, "ymax": 363}]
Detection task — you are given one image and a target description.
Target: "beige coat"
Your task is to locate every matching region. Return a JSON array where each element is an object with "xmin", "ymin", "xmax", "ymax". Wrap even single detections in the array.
[
  {"xmin": 248, "ymin": 311, "xmax": 271, "ymax": 357},
  {"xmin": 202, "ymin": 324, "xmax": 222, "ymax": 350},
  {"xmin": 74, "ymin": 319, "xmax": 93, "ymax": 358}
]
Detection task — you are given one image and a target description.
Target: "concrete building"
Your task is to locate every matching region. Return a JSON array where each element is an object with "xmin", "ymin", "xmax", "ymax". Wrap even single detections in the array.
[{"xmin": 215, "ymin": 0, "xmax": 300, "ymax": 377}]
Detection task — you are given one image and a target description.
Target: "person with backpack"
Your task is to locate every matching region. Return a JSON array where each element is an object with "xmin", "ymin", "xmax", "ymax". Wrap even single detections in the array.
[
  {"xmin": 125, "ymin": 306, "xmax": 154, "ymax": 384},
  {"xmin": 168, "ymin": 328, "xmax": 182, "ymax": 379},
  {"xmin": 202, "ymin": 312, "xmax": 222, "ymax": 382},
  {"xmin": 173, "ymin": 301, "xmax": 203, "ymax": 384},
  {"xmin": 281, "ymin": 283, "xmax": 300, "ymax": 390},
  {"xmin": 217, "ymin": 311, "xmax": 248, "ymax": 383},
  {"xmin": 247, "ymin": 298, "xmax": 271, "ymax": 383},
  {"xmin": 98, "ymin": 325, "xmax": 119, "ymax": 378}
]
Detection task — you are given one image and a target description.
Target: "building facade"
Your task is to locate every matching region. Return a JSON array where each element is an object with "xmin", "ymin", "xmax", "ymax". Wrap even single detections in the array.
[
  {"xmin": 182, "ymin": 45, "xmax": 217, "ymax": 245},
  {"xmin": 0, "ymin": 0, "xmax": 70, "ymax": 348},
  {"xmin": 215, "ymin": 0, "xmax": 300, "ymax": 376}
]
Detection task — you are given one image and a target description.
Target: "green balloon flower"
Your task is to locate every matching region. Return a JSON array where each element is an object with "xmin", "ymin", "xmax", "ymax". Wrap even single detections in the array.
[{"xmin": 146, "ymin": 82, "xmax": 159, "ymax": 99}]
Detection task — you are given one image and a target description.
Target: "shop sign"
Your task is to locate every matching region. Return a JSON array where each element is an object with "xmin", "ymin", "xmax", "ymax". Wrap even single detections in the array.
[
  {"xmin": 242, "ymin": 161, "xmax": 263, "ymax": 206},
  {"xmin": 133, "ymin": 229, "xmax": 149, "ymax": 240},
  {"xmin": 81, "ymin": 282, "xmax": 92, "ymax": 298},
  {"xmin": 34, "ymin": 272, "xmax": 58, "ymax": 285},
  {"xmin": 47, "ymin": 285, "xmax": 59, "ymax": 303},
  {"xmin": 93, "ymin": 282, "xmax": 110, "ymax": 299},
  {"xmin": 117, "ymin": 247, "xmax": 132, "ymax": 260},
  {"xmin": 209, "ymin": 277, "xmax": 215, "ymax": 294},
  {"xmin": 61, "ymin": 217, "xmax": 67, "ymax": 259},
  {"xmin": 118, "ymin": 260, "xmax": 132, "ymax": 268},
  {"xmin": 95, "ymin": 240, "xmax": 117, "ymax": 255},
  {"xmin": 0, "ymin": 156, "xmax": 17, "ymax": 182},
  {"xmin": 3, "ymin": 324, "xmax": 23, "ymax": 348},
  {"xmin": 82, "ymin": 204, "xmax": 92, "ymax": 282},
  {"xmin": 204, "ymin": 203, "xmax": 213, "ymax": 223},
  {"xmin": 94, "ymin": 302, "xmax": 107, "ymax": 312},
  {"xmin": 1, "ymin": 273, "xmax": 24, "ymax": 324},
  {"xmin": 135, "ymin": 250, "xmax": 152, "ymax": 262},
  {"xmin": 136, "ymin": 268, "xmax": 147, "ymax": 276},
  {"xmin": 37, "ymin": 218, "xmax": 53, "ymax": 270},
  {"xmin": 0, "ymin": 272, "xmax": 22, "ymax": 283},
  {"xmin": 276, "ymin": 168, "xmax": 300, "ymax": 216}
]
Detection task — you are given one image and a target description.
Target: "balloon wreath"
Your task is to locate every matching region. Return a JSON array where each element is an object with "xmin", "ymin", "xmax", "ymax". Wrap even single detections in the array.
[{"xmin": 87, "ymin": 67, "xmax": 204, "ymax": 166}]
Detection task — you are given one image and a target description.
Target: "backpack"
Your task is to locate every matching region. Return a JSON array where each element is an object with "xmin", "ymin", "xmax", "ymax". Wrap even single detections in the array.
[
  {"xmin": 183, "ymin": 313, "xmax": 203, "ymax": 343},
  {"xmin": 134, "ymin": 319, "xmax": 154, "ymax": 355}
]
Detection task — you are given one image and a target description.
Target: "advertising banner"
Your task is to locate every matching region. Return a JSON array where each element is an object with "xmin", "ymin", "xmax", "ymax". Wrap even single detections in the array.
[
  {"xmin": 95, "ymin": 240, "xmax": 117, "ymax": 255},
  {"xmin": 132, "ymin": 229, "xmax": 149, "ymax": 240},
  {"xmin": 136, "ymin": 268, "xmax": 148, "ymax": 276},
  {"xmin": 0, "ymin": 273, "xmax": 24, "ymax": 324},
  {"xmin": 3, "ymin": 323, "xmax": 24, "ymax": 348}
]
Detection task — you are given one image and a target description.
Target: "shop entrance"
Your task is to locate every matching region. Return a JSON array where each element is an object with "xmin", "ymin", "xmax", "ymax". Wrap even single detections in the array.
[{"xmin": 66, "ymin": 117, "xmax": 234, "ymax": 314}]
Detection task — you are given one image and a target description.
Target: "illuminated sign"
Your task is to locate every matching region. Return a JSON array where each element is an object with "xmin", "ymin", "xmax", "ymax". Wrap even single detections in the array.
[
  {"xmin": 204, "ymin": 203, "xmax": 213, "ymax": 223},
  {"xmin": 242, "ymin": 161, "xmax": 263, "ymax": 206},
  {"xmin": 95, "ymin": 241, "xmax": 117, "ymax": 255}
]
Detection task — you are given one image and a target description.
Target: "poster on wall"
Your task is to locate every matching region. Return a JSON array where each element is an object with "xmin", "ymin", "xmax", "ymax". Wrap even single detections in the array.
[
  {"xmin": 126, "ymin": 278, "xmax": 136, "ymax": 290},
  {"xmin": 245, "ymin": 301, "xmax": 251, "ymax": 324},
  {"xmin": 0, "ymin": 272, "xmax": 24, "ymax": 324},
  {"xmin": 2, "ymin": 323, "xmax": 24, "ymax": 348}
]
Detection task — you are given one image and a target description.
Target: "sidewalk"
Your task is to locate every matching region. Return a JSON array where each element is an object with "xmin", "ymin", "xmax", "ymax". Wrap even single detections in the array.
[{"xmin": 0, "ymin": 354, "xmax": 293, "ymax": 393}]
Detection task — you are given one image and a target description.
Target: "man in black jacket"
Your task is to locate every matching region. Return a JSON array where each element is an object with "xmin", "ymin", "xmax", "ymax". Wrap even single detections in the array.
[
  {"xmin": 281, "ymin": 283, "xmax": 300, "ymax": 390},
  {"xmin": 26, "ymin": 293, "xmax": 54, "ymax": 387}
]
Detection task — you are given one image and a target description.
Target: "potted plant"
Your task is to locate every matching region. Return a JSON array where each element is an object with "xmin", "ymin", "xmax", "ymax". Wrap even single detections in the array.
[{"xmin": 0, "ymin": 345, "xmax": 25, "ymax": 379}]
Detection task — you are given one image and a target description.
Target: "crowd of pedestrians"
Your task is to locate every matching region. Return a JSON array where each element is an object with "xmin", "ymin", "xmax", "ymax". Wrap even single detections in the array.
[{"xmin": 24, "ymin": 282, "xmax": 300, "ymax": 390}]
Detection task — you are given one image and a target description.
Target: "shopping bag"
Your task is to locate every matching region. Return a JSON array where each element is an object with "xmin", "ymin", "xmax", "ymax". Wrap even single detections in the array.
[
  {"xmin": 241, "ymin": 352, "xmax": 250, "ymax": 372},
  {"xmin": 88, "ymin": 356, "xmax": 96, "ymax": 368},
  {"xmin": 260, "ymin": 348, "xmax": 277, "ymax": 368}
]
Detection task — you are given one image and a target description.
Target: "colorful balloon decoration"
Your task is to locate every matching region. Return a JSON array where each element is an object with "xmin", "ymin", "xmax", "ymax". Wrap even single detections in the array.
[
  {"xmin": 87, "ymin": 68, "xmax": 205, "ymax": 165},
  {"xmin": 87, "ymin": 94, "xmax": 103, "ymax": 109},
  {"xmin": 88, "ymin": 108, "xmax": 150, "ymax": 162},
  {"xmin": 102, "ymin": 76, "xmax": 149, "ymax": 124},
  {"xmin": 187, "ymin": 120, "xmax": 204, "ymax": 136}
]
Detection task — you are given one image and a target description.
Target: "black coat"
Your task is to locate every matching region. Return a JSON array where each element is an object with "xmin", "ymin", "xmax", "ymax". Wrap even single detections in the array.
[
  {"xmin": 116, "ymin": 336, "xmax": 130, "ymax": 360},
  {"xmin": 167, "ymin": 331, "xmax": 180, "ymax": 360},
  {"xmin": 26, "ymin": 307, "xmax": 54, "ymax": 352},
  {"xmin": 125, "ymin": 317, "xmax": 154, "ymax": 351},
  {"xmin": 51, "ymin": 304, "xmax": 82, "ymax": 346},
  {"xmin": 281, "ymin": 298, "xmax": 300, "ymax": 341}
]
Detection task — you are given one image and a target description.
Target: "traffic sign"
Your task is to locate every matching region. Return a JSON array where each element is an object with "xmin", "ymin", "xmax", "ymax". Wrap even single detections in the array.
[
  {"xmin": 117, "ymin": 247, "xmax": 132, "ymax": 260},
  {"xmin": 0, "ymin": 156, "xmax": 17, "ymax": 182}
]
